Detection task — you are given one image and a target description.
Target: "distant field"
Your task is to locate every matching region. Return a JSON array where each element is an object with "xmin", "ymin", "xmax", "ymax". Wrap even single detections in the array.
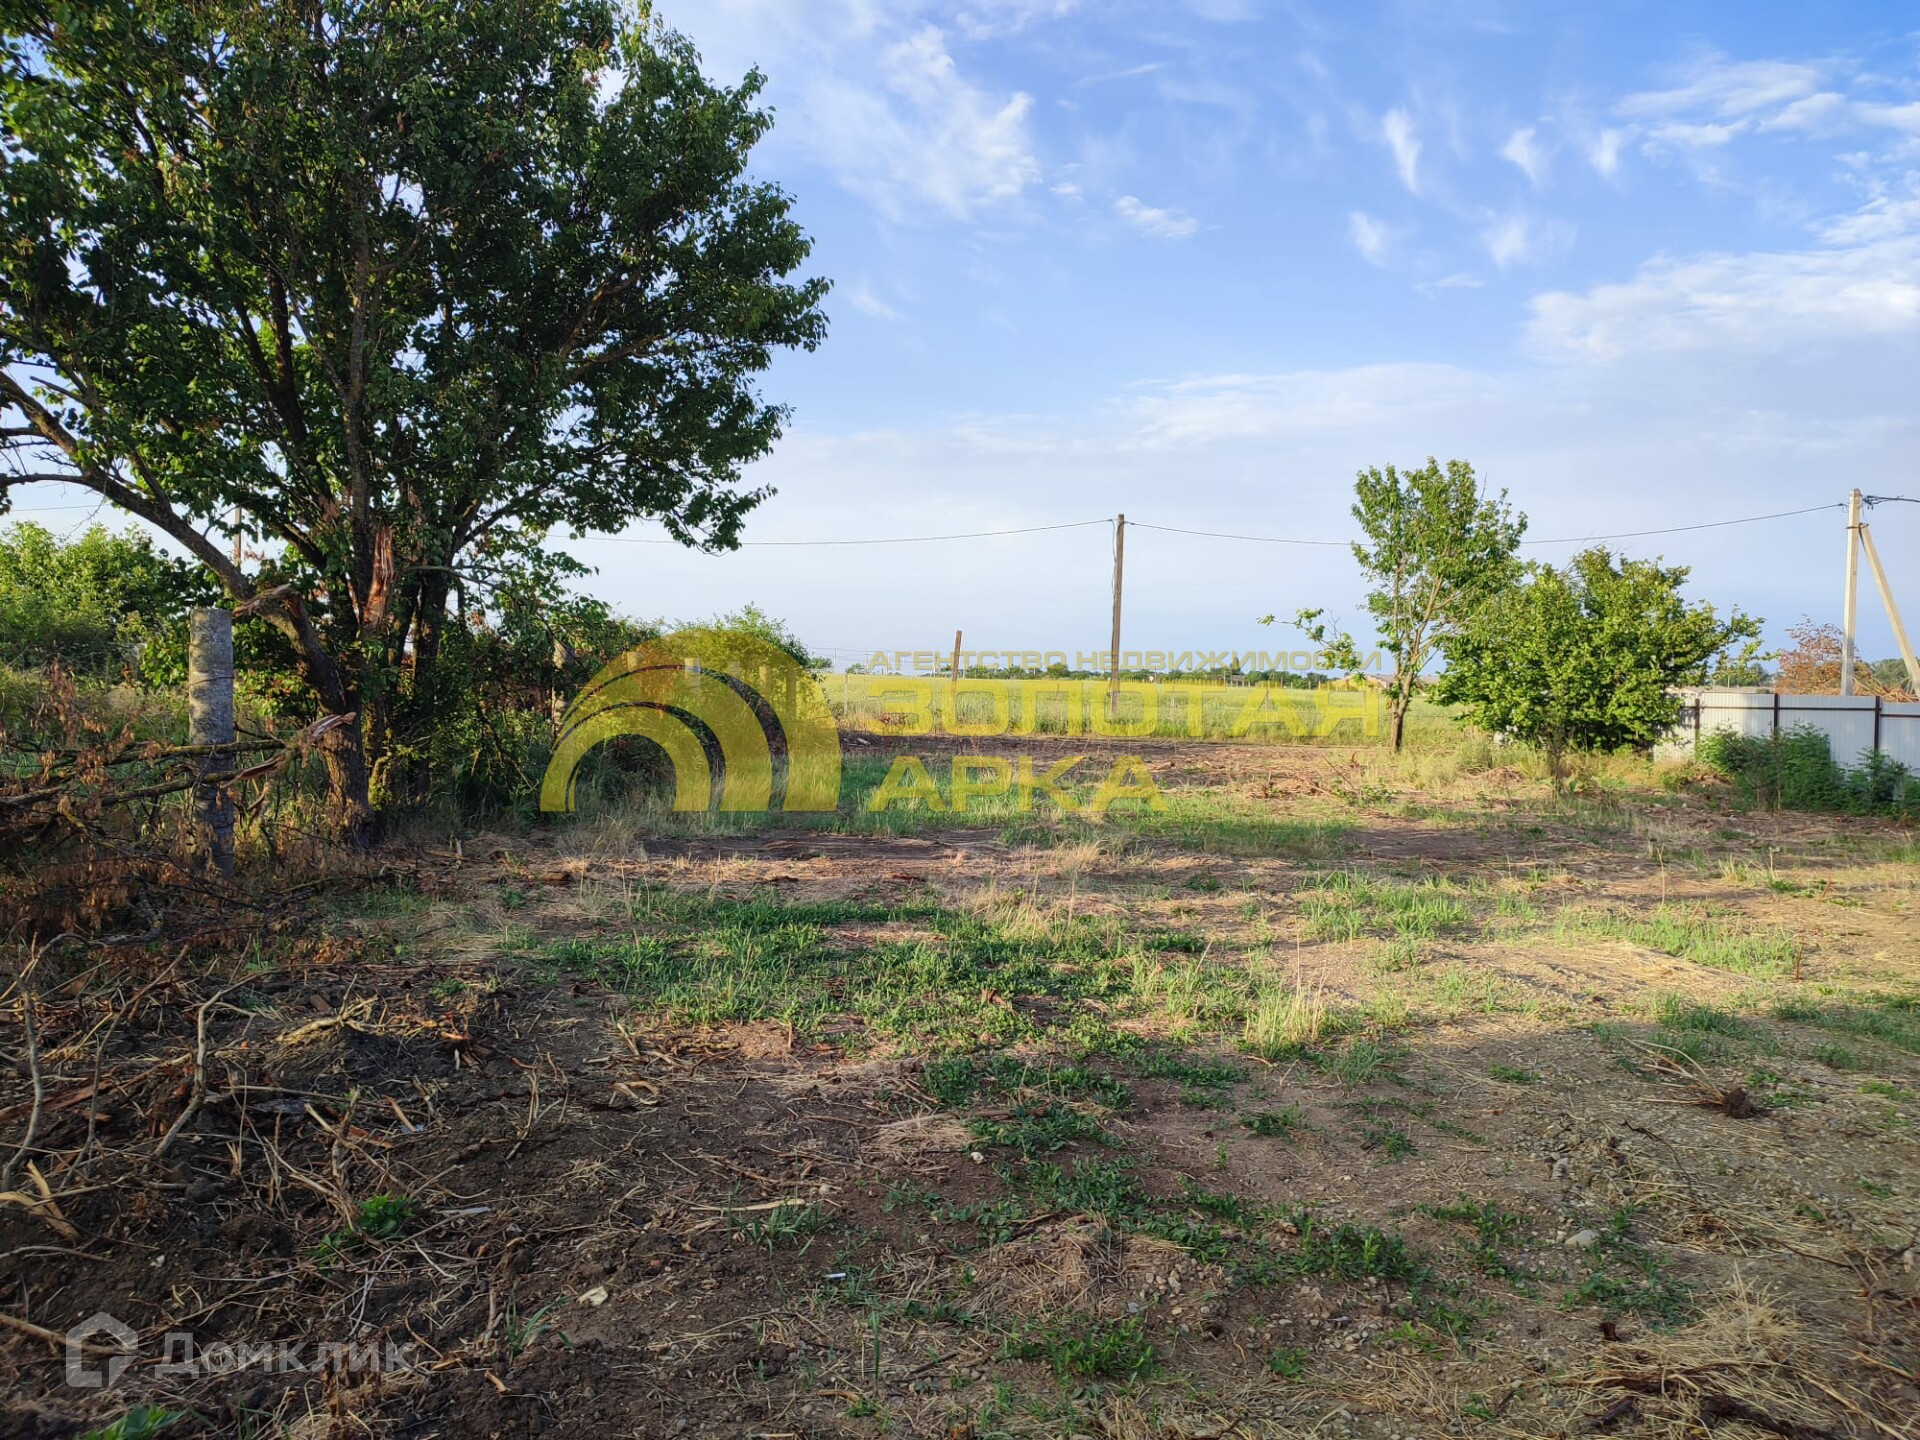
[{"xmin": 826, "ymin": 672, "xmax": 1456, "ymax": 747}]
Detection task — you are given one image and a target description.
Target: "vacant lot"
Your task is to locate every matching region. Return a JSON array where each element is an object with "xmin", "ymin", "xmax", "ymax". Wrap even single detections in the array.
[{"xmin": 3, "ymin": 737, "xmax": 1916, "ymax": 1440}]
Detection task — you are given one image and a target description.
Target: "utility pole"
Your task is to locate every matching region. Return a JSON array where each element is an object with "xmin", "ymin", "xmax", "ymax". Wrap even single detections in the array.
[
  {"xmin": 1841, "ymin": 489, "xmax": 1862, "ymax": 695},
  {"xmin": 188, "ymin": 607, "xmax": 236, "ymax": 877},
  {"xmin": 950, "ymin": 629, "xmax": 962, "ymax": 727},
  {"xmin": 1108, "ymin": 514, "xmax": 1125, "ymax": 720}
]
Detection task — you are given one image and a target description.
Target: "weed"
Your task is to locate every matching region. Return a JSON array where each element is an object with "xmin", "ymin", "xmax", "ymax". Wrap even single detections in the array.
[
  {"xmin": 737, "ymin": 1201, "xmax": 831, "ymax": 1248},
  {"xmin": 1000, "ymin": 1315, "xmax": 1157, "ymax": 1381},
  {"xmin": 1420, "ymin": 1197, "xmax": 1527, "ymax": 1276},
  {"xmin": 81, "ymin": 1411, "xmax": 184, "ymax": 1440},
  {"xmin": 1288, "ymin": 1212, "xmax": 1431, "ymax": 1285},
  {"xmin": 1021, "ymin": 1158, "xmax": 1146, "ymax": 1219},
  {"xmin": 1317, "ymin": 1038, "xmax": 1403, "ymax": 1089},
  {"xmin": 1489, "ymin": 1063, "xmax": 1539, "ymax": 1085},
  {"xmin": 1244, "ymin": 1104, "xmax": 1306, "ymax": 1139},
  {"xmin": 1133, "ymin": 1049, "xmax": 1244, "ymax": 1090},
  {"xmin": 313, "ymin": 1193, "xmax": 414, "ymax": 1263},
  {"xmin": 1265, "ymin": 1346, "xmax": 1307, "ymax": 1379},
  {"xmin": 973, "ymin": 1101, "xmax": 1115, "ymax": 1157}
]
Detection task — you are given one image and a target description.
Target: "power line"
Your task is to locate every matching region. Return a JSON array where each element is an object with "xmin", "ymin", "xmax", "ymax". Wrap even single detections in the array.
[
  {"xmin": 1521, "ymin": 502, "xmax": 1846, "ymax": 545},
  {"xmin": 1129, "ymin": 521, "xmax": 1344, "ymax": 547},
  {"xmin": 1136, "ymin": 502, "xmax": 1849, "ymax": 548},
  {"xmin": 592, "ymin": 517, "xmax": 1112, "ymax": 547}
]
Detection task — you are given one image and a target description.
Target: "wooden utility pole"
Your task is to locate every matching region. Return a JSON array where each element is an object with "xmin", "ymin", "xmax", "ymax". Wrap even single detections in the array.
[
  {"xmin": 950, "ymin": 629, "xmax": 962, "ymax": 727},
  {"xmin": 1841, "ymin": 489, "xmax": 1862, "ymax": 696},
  {"xmin": 188, "ymin": 607, "xmax": 236, "ymax": 877},
  {"xmin": 1108, "ymin": 514, "xmax": 1125, "ymax": 720}
]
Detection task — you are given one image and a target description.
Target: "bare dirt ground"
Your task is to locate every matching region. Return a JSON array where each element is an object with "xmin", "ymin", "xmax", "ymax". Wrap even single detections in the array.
[{"xmin": 3, "ymin": 740, "xmax": 1917, "ymax": 1440}]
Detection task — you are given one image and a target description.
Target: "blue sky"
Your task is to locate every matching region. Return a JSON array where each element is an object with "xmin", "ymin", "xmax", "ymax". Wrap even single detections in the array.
[
  {"xmin": 585, "ymin": 0, "xmax": 1920, "ymax": 668},
  {"xmin": 13, "ymin": 1, "xmax": 1920, "ymax": 668}
]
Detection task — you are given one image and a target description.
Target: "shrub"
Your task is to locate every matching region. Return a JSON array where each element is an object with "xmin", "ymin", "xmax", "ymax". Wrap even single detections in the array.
[{"xmin": 1700, "ymin": 725, "xmax": 1918, "ymax": 818}]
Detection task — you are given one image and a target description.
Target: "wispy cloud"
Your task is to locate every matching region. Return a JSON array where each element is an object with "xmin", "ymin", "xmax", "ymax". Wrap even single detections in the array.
[
  {"xmin": 1616, "ymin": 55, "xmax": 1827, "ymax": 124},
  {"xmin": 1348, "ymin": 210, "xmax": 1390, "ymax": 265},
  {"xmin": 844, "ymin": 281, "xmax": 907, "ymax": 322},
  {"xmin": 1500, "ymin": 126, "xmax": 1548, "ymax": 187},
  {"xmin": 1115, "ymin": 194, "xmax": 1201, "ymax": 240},
  {"xmin": 1381, "ymin": 107, "xmax": 1422, "ymax": 194},
  {"xmin": 1528, "ymin": 202, "xmax": 1920, "ymax": 361},
  {"xmin": 675, "ymin": 4, "xmax": 1046, "ymax": 222},
  {"xmin": 1587, "ymin": 127, "xmax": 1626, "ymax": 179}
]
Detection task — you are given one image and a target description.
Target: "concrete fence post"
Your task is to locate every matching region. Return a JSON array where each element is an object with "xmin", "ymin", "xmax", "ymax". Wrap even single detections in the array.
[{"xmin": 188, "ymin": 607, "xmax": 236, "ymax": 877}]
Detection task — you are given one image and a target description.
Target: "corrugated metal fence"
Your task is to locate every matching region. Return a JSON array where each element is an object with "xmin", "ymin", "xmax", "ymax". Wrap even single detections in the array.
[{"xmin": 1666, "ymin": 689, "xmax": 1920, "ymax": 769}]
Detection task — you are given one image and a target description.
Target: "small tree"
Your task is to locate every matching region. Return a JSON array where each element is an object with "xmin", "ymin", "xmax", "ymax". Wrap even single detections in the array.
[
  {"xmin": 1436, "ymin": 547, "xmax": 1761, "ymax": 776},
  {"xmin": 1348, "ymin": 458, "xmax": 1527, "ymax": 750}
]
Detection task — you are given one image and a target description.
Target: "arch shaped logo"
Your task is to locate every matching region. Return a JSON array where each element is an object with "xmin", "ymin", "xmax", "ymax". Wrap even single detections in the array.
[{"xmin": 539, "ymin": 628, "xmax": 841, "ymax": 813}]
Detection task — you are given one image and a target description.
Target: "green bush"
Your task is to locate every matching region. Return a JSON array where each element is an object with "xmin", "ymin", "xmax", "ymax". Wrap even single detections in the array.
[
  {"xmin": 1701, "ymin": 725, "xmax": 1918, "ymax": 818},
  {"xmin": 0, "ymin": 522, "xmax": 212, "ymax": 679}
]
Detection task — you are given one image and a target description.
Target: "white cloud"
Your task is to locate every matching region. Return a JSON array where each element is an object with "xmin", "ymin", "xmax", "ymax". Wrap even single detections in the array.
[
  {"xmin": 951, "ymin": 0, "xmax": 1080, "ymax": 40},
  {"xmin": 1483, "ymin": 213, "xmax": 1531, "ymax": 266},
  {"xmin": 1381, "ymin": 107, "xmax": 1422, "ymax": 194},
  {"xmin": 1527, "ymin": 232, "xmax": 1920, "ymax": 361},
  {"xmin": 1121, "ymin": 365, "xmax": 1502, "ymax": 447},
  {"xmin": 1616, "ymin": 55, "xmax": 1825, "ymax": 123},
  {"xmin": 1481, "ymin": 212, "xmax": 1571, "ymax": 268},
  {"xmin": 1582, "ymin": 127, "xmax": 1625, "ymax": 180},
  {"xmin": 1501, "ymin": 126, "xmax": 1549, "ymax": 187},
  {"xmin": 1348, "ymin": 210, "xmax": 1390, "ymax": 265},
  {"xmin": 668, "ymin": 5, "xmax": 1044, "ymax": 222},
  {"xmin": 1114, "ymin": 195, "xmax": 1201, "ymax": 240}
]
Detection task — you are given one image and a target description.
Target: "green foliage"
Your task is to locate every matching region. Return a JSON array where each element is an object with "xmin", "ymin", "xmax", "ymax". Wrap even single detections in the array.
[
  {"xmin": 687, "ymin": 602, "xmax": 826, "ymax": 670},
  {"xmin": 1288, "ymin": 1212, "xmax": 1431, "ymax": 1284},
  {"xmin": 1701, "ymin": 726, "xmax": 1918, "ymax": 818},
  {"xmin": 315, "ymin": 1192, "xmax": 414, "ymax": 1261},
  {"xmin": 1000, "ymin": 1315, "xmax": 1157, "ymax": 1381},
  {"xmin": 1437, "ymin": 547, "xmax": 1761, "ymax": 774},
  {"xmin": 1243, "ymin": 1104, "xmax": 1306, "ymax": 1139},
  {"xmin": 1, "ymin": 1, "xmax": 829, "ymax": 824},
  {"xmin": 80, "ymin": 1409, "xmax": 184, "ymax": 1440},
  {"xmin": 735, "ymin": 1201, "xmax": 830, "ymax": 1248},
  {"xmin": 1265, "ymin": 1346, "xmax": 1308, "ymax": 1379},
  {"xmin": 1347, "ymin": 458, "xmax": 1527, "ymax": 749},
  {"xmin": 0, "ymin": 523, "xmax": 210, "ymax": 679}
]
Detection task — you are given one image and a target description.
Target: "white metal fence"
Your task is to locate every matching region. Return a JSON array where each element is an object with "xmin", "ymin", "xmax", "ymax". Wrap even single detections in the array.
[{"xmin": 1664, "ymin": 689, "xmax": 1920, "ymax": 769}]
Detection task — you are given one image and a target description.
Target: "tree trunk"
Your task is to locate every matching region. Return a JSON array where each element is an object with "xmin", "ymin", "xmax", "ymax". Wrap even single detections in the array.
[
  {"xmin": 1389, "ymin": 696, "xmax": 1409, "ymax": 752},
  {"xmin": 322, "ymin": 711, "xmax": 376, "ymax": 845}
]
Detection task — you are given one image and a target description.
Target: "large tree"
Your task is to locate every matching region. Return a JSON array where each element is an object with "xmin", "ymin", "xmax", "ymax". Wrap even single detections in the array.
[
  {"xmin": 0, "ymin": 0, "xmax": 828, "ymax": 833},
  {"xmin": 1435, "ymin": 546, "xmax": 1761, "ymax": 776},
  {"xmin": 1349, "ymin": 458, "xmax": 1526, "ymax": 750}
]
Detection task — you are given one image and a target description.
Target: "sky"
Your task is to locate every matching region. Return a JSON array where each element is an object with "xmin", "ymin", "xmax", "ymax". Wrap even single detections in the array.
[{"xmin": 12, "ymin": 0, "xmax": 1920, "ymax": 669}]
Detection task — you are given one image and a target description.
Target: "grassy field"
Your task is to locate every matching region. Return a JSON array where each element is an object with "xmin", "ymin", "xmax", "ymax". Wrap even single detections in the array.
[{"xmin": 3, "ymin": 731, "xmax": 1916, "ymax": 1440}]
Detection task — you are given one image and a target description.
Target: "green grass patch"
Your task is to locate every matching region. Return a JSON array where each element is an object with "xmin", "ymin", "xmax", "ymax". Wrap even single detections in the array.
[
  {"xmin": 1297, "ymin": 871, "xmax": 1470, "ymax": 942},
  {"xmin": 1555, "ymin": 904, "xmax": 1800, "ymax": 977}
]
